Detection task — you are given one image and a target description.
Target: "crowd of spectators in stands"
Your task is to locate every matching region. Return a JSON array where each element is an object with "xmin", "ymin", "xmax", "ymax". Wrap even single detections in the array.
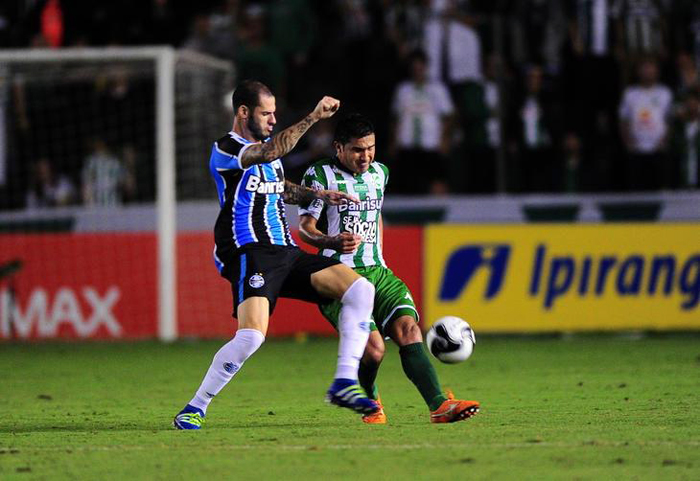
[{"xmin": 1, "ymin": 0, "xmax": 700, "ymax": 209}]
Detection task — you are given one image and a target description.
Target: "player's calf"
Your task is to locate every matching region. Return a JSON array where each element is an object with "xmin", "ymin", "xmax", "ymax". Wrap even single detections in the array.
[{"xmin": 358, "ymin": 331, "xmax": 385, "ymax": 400}]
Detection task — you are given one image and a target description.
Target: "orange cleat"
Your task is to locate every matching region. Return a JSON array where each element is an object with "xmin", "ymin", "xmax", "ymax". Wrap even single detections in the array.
[
  {"xmin": 362, "ymin": 396, "xmax": 387, "ymax": 424},
  {"xmin": 430, "ymin": 390, "xmax": 480, "ymax": 424}
]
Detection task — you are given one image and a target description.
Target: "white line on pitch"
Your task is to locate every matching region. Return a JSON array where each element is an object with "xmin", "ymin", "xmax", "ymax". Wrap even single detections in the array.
[{"xmin": 4, "ymin": 440, "xmax": 700, "ymax": 453}]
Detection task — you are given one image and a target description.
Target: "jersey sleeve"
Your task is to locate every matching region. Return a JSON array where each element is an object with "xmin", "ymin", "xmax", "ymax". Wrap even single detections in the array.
[
  {"xmin": 211, "ymin": 136, "xmax": 247, "ymax": 171},
  {"xmin": 298, "ymin": 164, "xmax": 328, "ymax": 219}
]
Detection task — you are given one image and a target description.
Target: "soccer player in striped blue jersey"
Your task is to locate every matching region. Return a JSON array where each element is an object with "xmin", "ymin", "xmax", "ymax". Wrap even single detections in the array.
[
  {"xmin": 299, "ymin": 114, "xmax": 480, "ymax": 424},
  {"xmin": 173, "ymin": 81, "xmax": 379, "ymax": 429}
]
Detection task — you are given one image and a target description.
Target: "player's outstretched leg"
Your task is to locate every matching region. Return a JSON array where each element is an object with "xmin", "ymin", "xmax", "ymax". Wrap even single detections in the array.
[
  {"xmin": 390, "ymin": 315, "xmax": 480, "ymax": 423},
  {"xmin": 173, "ymin": 327, "xmax": 265, "ymax": 430},
  {"xmin": 324, "ymin": 277, "xmax": 379, "ymax": 415}
]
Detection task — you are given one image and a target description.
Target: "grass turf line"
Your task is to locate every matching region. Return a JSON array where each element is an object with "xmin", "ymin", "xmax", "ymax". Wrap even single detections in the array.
[{"xmin": 0, "ymin": 336, "xmax": 699, "ymax": 480}]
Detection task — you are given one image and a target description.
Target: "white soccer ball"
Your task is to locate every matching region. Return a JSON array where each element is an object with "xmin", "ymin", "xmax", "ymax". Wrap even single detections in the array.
[{"xmin": 425, "ymin": 316, "xmax": 476, "ymax": 364}]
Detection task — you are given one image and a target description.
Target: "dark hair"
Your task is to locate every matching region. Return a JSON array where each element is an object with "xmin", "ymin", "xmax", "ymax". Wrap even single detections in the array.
[
  {"xmin": 334, "ymin": 113, "xmax": 375, "ymax": 145},
  {"xmin": 231, "ymin": 80, "xmax": 272, "ymax": 112}
]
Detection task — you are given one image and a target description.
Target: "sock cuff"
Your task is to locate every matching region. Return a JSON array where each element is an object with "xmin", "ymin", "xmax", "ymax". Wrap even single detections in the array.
[
  {"xmin": 236, "ymin": 328, "xmax": 265, "ymax": 345},
  {"xmin": 399, "ymin": 342, "xmax": 424, "ymax": 354}
]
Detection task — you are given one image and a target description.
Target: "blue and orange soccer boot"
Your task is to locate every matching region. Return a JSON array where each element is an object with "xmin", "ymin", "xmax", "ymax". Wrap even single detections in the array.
[
  {"xmin": 430, "ymin": 390, "xmax": 480, "ymax": 424},
  {"xmin": 362, "ymin": 395, "xmax": 387, "ymax": 424},
  {"xmin": 325, "ymin": 378, "xmax": 380, "ymax": 415},
  {"xmin": 173, "ymin": 404, "xmax": 205, "ymax": 430}
]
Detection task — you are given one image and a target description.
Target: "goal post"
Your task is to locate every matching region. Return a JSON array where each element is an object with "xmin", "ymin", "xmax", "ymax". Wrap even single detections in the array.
[
  {"xmin": 155, "ymin": 48, "xmax": 177, "ymax": 342},
  {"xmin": 0, "ymin": 47, "xmax": 233, "ymax": 341}
]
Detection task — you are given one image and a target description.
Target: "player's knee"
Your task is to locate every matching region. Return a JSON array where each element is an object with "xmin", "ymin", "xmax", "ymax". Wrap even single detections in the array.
[
  {"xmin": 391, "ymin": 316, "xmax": 422, "ymax": 346},
  {"xmin": 341, "ymin": 277, "xmax": 375, "ymax": 308}
]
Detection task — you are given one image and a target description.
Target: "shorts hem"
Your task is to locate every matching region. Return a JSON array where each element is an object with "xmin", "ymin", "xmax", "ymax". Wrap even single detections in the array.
[{"xmin": 380, "ymin": 304, "xmax": 419, "ymax": 331}]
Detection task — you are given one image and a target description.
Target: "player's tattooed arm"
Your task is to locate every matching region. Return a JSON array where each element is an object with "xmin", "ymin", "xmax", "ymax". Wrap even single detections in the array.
[
  {"xmin": 299, "ymin": 215, "xmax": 362, "ymax": 254},
  {"xmin": 239, "ymin": 96, "xmax": 340, "ymax": 168},
  {"xmin": 240, "ymin": 115, "xmax": 316, "ymax": 168},
  {"xmin": 283, "ymin": 180, "xmax": 318, "ymax": 206},
  {"xmin": 283, "ymin": 180, "xmax": 359, "ymax": 208}
]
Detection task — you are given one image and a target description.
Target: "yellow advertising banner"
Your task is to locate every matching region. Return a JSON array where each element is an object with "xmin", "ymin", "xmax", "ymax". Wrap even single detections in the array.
[{"xmin": 424, "ymin": 224, "xmax": 700, "ymax": 332}]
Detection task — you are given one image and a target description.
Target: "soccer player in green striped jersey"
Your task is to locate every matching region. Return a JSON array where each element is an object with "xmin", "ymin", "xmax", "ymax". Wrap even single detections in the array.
[{"xmin": 299, "ymin": 114, "xmax": 480, "ymax": 424}]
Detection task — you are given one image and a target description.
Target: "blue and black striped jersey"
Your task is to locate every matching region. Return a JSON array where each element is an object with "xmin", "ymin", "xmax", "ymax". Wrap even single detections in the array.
[{"xmin": 210, "ymin": 131, "xmax": 295, "ymax": 273}]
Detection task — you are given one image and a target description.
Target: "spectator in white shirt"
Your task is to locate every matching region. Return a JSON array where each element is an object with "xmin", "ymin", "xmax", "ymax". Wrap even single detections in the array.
[
  {"xmin": 424, "ymin": 0, "xmax": 482, "ymax": 86},
  {"xmin": 619, "ymin": 57, "xmax": 673, "ymax": 190},
  {"xmin": 423, "ymin": 0, "xmax": 482, "ymax": 130},
  {"xmin": 390, "ymin": 49, "xmax": 454, "ymax": 194},
  {"xmin": 82, "ymin": 139, "xmax": 126, "ymax": 206}
]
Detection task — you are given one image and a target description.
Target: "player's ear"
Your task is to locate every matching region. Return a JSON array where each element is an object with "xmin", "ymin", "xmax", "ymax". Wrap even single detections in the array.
[
  {"xmin": 333, "ymin": 141, "xmax": 343, "ymax": 156},
  {"xmin": 237, "ymin": 105, "xmax": 249, "ymax": 119}
]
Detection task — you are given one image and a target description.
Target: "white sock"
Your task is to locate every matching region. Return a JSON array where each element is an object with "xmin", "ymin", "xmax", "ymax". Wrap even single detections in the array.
[
  {"xmin": 334, "ymin": 278, "xmax": 374, "ymax": 381},
  {"xmin": 189, "ymin": 328, "xmax": 265, "ymax": 414}
]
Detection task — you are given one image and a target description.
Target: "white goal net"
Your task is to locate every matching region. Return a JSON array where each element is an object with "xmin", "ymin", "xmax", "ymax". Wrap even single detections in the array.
[{"xmin": 0, "ymin": 47, "xmax": 233, "ymax": 341}]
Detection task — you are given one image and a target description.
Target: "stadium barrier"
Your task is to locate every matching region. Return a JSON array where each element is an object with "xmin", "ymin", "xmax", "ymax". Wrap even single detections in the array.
[
  {"xmin": 425, "ymin": 224, "xmax": 700, "ymax": 332},
  {"xmin": 0, "ymin": 227, "xmax": 422, "ymax": 340},
  {"xmin": 2, "ymin": 223, "xmax": 699, "ymax": 340}
]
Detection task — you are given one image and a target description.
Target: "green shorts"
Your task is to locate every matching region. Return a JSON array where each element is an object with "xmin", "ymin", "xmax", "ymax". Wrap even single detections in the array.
[{"xmin": 319, "ymin": 266, "xmax": 419, "ymax": 337}]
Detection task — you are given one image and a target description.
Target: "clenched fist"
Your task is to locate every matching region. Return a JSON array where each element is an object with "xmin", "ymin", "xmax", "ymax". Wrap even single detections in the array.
[{"xmin": 311, "ymin": 96, "xmax": 340, "ymax": 121}]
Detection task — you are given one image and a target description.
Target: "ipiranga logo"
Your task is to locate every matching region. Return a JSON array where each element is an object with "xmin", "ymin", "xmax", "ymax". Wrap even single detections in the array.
[
  {"xmin": 530, "ymin": 245, "xmax": 700, "ymax": 310},
  {"xmin": 440, "ymin": 245, "xmax": 510, "ymax": 301},
  {"xmin": 440, "ymin": 244, "xmax": 700, "ymax": 310}
]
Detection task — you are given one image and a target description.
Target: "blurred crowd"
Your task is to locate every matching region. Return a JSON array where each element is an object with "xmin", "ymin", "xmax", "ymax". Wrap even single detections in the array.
[{"xmin": 1, "ymin": 0, "xmax": 700, "ymax": 209}]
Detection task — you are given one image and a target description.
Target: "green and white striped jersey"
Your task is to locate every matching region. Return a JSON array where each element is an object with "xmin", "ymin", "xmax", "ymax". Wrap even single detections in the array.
[{"xmin": 300, "ymin": 158, "xmax": 389, "ymax": 269}]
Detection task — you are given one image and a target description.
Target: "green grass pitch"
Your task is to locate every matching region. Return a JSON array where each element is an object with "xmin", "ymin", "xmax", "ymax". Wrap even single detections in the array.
[{"xmin": 1, "ymin": 335, "xmax": 699, "ymax": 480}]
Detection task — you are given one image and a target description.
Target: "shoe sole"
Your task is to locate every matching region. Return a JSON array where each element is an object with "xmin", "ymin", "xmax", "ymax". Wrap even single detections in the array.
[
  {"xmin": 456, "ymin": 405, "xmax": 480, "ymax": 421},
  {"xmin": 432, "ymin": 404, "xmax": 480, "ymax": 423}
]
